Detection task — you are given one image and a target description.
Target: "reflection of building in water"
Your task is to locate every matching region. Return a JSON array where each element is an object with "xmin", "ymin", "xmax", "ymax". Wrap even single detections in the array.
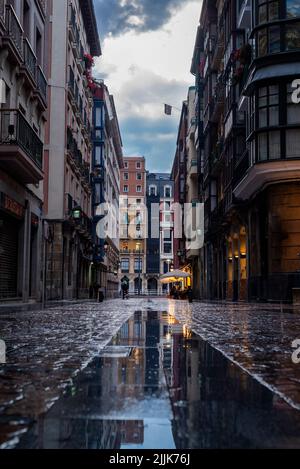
[
  {"xmin": 120, "ymin": 420, "xmax": 144, "ymax": 445},
  {"xmin": 145, "ymin": 311, "xmax": 160, "ymax": 392},
  {"xmin": 113, "ymin": 311, "xmax": 147, "ymax": 347},
  {"xmin": 159, "ymin": 312, "xmax": 184, "ymax": 388}
]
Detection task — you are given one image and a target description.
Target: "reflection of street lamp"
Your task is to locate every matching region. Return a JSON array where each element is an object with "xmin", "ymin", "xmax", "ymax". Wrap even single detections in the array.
[{"xmin": 136, "ymin": 236, "xmax": 142, "ymax": 296}]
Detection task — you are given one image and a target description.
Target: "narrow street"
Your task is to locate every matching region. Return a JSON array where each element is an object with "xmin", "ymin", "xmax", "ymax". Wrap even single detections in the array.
[{"xmin": 1, "ymin": 299, "xmax": 300, "ymax": 449}]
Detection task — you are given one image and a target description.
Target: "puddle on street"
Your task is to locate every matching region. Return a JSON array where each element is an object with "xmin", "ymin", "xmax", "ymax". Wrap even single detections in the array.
[{"xmin": 17, "ymin": 310, "xmax": 300, "ymax": 449}]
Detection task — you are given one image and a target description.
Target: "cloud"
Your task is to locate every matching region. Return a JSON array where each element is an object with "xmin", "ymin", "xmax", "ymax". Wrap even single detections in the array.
[
  {"xmin": 95, "ymin": 0, "xmax": 194, "ymax": 38},
  {"xmin": 121, "ymin": 115, "xmax": 178, "ymax": 172},
  {"xmin": 93, "ymin": 1, "xmax": 202, "ymax": 172},
  {"xmin": 114, "ymin": 67, "xmax": 188, "ymax": 120}
]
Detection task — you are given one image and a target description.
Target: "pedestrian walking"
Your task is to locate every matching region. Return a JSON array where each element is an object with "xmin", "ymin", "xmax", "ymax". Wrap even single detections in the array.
[
  {"xmin": 121, "ymin": 280, "xmax": 129, "ymax": 300},
  {"xmin": 187, "ymin": 286, "xmax": 193, "ymax": 303}
]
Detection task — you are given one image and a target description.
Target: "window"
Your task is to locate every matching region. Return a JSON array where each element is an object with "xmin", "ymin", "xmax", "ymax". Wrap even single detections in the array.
[
  {"xmin": 121, "ymin": 259, "xmax": 129, "ymax": 273},
  {"xmin": 94, "ymin": 146, "xmax": 101, "ymax": 165},
  {"xmin": 136, "ymin": 162, "xmax": 141, "ymax": 169},
  {"xmin": 136, "ymin": 185, "xmax": 142, "ymax": 193},
  {"xmin": 124, "ymin": 161, "xmax": 128, "ymax": 168},
  {"xmin": 123, "ymin": 185, "xmax": 129, "ymax": 193},
  {"xmin": 164, "ymin": 186, "xmax": 172, "ymax": 198},
  {"xmin": 258, "ymin": 131, "xmax": 281, "ymax": 160},
  {"xmin": 149, "ymin": 185, "xmax": 157, "ymax": 196},
  {"xmin": 257, "ymin": 0, "xmax": 280, "ymax": 24},
  {"xmin": 95, "ymin": 107, "xmax": 102, "ymax": 127},
  {"xmin": 258, "ymin": 85, "xmax": 279, "ymax": 128},
  {"xmin": 124, "ymin": 173, "xmax": 129, "ymax": 180},
  {"xmin": 285, "ymin": 22, "xmax": 300, "ymax": 50},
  {"xmin": 134, "ymin": 259, "xmax": 142, "ymax": 273},
  {"xmin": 136, "ymin": 173, "xmax": 142, "ymax": 180},
  {"xmin": 163, "ymin": 242, "xmax": 172, "ymax": 254},
  {"xmin": 94, "ymin": 184, "xmax": 101, "ymax": 204},
  {"xmin": 136, "ymin": 212, "xmax": 142, "ymax": 224},
  {"xmin": 136, "ymin": 199, "xmax": 141, "ymax": 204},
  {"xmin": 286, "ymin": 130, "xmax": 300, "ymax": 157},
  {"xmin": 286, "ymin": 1, "xmax": 300, "ymax": 18},
  {"xmin": 164, "ymin": 213, "xmax": 172, "ymax": 223}
]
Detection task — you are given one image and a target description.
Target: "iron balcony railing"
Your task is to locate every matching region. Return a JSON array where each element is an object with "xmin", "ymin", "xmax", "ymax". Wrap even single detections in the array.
[
  {"xmin": 36, "ymin": 65, "xmax": 47, "ymax": 102},
  {"xmin": 68, "ymin": 66, "xmax": 75, "ymax": 96},
  {"xmin": 0, "ymin": 0, "xmax": 5, "ymax": 24},
  {"xmin": 37, "ymin": 0, "xmax": 46, "ymax": 15},
  {"xmin": 23, "ymin": 38, "xmax": 37, "ymax": 81},
  {"xmin": 5, "ymin": 5, "xmax": 23, "ymax": 59},
  {"xmin": 0, "ymin": 109, "xmax": 43, "ymax": 169}
]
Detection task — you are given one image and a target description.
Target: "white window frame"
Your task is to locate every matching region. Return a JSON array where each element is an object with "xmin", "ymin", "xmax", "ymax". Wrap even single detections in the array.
[
  {"xmin": 123, "ymin": 185, "xmax": 129, "ymax": 193},
  {"xmin": 164, "ymin": 185, "xmax": 172, "ymax": 198},
  {"xmin": 149, "ymin": 185, "xmax": 157, "ymax": 196},
  {"xmin": 136, "ymin": 185, "xmax": 142, "ymax": 193}
]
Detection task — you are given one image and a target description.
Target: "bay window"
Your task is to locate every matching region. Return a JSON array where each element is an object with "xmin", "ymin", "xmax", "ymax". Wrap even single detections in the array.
[{"xmin": 249, "ymin": 81, "xmax": 300, "ymax": 162}]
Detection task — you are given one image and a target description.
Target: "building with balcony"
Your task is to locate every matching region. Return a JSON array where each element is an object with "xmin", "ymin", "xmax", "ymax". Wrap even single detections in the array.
[
  {"xmin": 119, "ymin": 156, "xmax": 147, "ymax": 294},
  {"xmin": 146, "ymin": 172, "xmax": 174, "ymax": 295},
  {"xmin": 90, "ymin": 81, "xmax": 123, "ymax": 299},
  {"xmin": 44, "ymin": 0, "xmax": 101, "ymax": 301},
  {"xmin": 0, "ymin": 0, "xmax": 48, "ymax": 303},
  {"xmin": 187, "ymin": 0, "xmax": 300, "ymax": 303},
  {"xmin": 172, "ymin": 101, "xmax": 188, "ymax": 274}
]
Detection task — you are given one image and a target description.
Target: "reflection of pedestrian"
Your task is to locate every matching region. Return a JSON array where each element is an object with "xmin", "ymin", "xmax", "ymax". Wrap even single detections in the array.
[
  {"xmin": 173, "ymin": 288, "xmax": 179, "ymax": 300},
  {"xmin": 187, "ymin": 286, "xmax": 193, "ymax": 303},
  {"xmin": 94, "ymin": 282, "xmax": 100, "ymax": 300}
]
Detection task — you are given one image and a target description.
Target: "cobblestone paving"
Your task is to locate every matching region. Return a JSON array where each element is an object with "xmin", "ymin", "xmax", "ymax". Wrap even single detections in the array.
[
  {"xmin": 1, "ymin": 298, "xmax": 300, "ymax": 448},
  {"xmin": 0, "ymin": 299, "xmax": 149, "ymax": 448},
  {"xmin": 165, "ymin": 299, "xmax": 300, "ymax": 411}
]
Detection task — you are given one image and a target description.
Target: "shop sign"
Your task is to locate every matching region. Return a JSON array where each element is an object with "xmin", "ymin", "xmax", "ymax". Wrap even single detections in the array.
[{"xmin": 0, "ymin": 192, "xmax": 25, "ymax": 219}]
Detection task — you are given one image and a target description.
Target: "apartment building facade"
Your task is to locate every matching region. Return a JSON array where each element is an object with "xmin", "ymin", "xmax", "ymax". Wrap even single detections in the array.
[
  {"xmin": 187, "ymin": 0, "xmax": 300, "ymax": 303},
  {"xmin": 146, "ymin": 173, "xmax": 174, "ymax": 294},
  {"xmin": 91, "ymin": 81, "xmax": 123, "ymax": 299},
  {"xmin": 119, "ymin": 156, "xmax": 147, "ymax": 294},
  {"xmin": 44, "ymin": 0, "xmax": 101, "ymax": 300},
  {"xmin": 0, "ymin": 0, "xmax": 48, "ymax": 303}
]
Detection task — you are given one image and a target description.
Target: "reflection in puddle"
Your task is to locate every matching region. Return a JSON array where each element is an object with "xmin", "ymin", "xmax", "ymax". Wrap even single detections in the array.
[{"xmin": 18, "ymin": 311, "xmax": 300, "ymax": 449}]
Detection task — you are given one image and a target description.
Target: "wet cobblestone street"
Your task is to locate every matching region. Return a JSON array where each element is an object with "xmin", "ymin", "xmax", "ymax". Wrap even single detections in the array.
[{"xmin": 1, "ymin": 299, "xmax": 300, "ymax": 448}]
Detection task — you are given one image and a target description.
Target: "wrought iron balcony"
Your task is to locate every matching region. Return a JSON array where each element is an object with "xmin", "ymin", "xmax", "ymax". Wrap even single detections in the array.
[
  {"xmin": 0, "ymin": 0, "xmax": 5, "ymax": 26},
  {"xmin": 0, "ymin": 109, "xmax": 43, "ymax": 183},
  {"xmin": 35, "ymin": 65, "xmax": 47, "ymax": 105},
  {"xmin": 4, "ymin": 5, "xmax": 23, "ymax": 61},
  {"xmin": 21, "ymin": 38, "xmax": 37, "ymax": 83}
]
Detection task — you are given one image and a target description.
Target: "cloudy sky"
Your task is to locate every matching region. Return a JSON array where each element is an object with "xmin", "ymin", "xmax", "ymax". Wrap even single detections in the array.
[{"xmin": 93, "ymin": 0, "xmax": 201, "ymax": 173}]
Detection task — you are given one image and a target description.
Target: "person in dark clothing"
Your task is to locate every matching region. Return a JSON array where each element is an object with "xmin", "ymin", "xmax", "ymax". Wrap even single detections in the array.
[
  {"xmin": 121, "ymin": 281, "xmax": 129, "ymax": 300},
  {"xmin": 173, "ymin": 288, "xmax": 179, "ymax": 300},
  {"xmin": 187, "ymin": 286, "xmax": 193, "ymax": 303}
]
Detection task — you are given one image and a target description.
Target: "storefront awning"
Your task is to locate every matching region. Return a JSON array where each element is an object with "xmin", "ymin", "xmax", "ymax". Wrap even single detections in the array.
[{"xmin": 160, "ymin": 270, "xmax": 191, "ymax": 284}]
